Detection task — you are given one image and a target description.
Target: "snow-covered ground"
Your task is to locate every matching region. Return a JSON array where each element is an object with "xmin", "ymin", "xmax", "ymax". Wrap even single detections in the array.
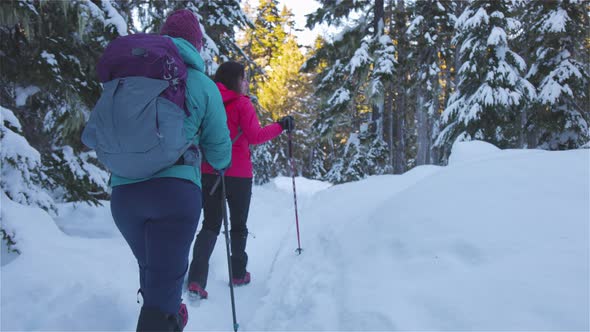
[{"xmin": 2, "ymin": 141, "xmax": 589, "ymax": 331}]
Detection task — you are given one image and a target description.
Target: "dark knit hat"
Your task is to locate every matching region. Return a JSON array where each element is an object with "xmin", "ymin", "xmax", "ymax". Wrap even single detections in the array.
[{"xmin": 160, "ymin": 9, "xmax": 203, "ymax": 51}]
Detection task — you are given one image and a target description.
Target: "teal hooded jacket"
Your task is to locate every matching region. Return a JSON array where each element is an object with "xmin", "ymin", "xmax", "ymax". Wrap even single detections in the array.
[{"xmin": 110, "ymin": 37, "xmax": 232, "ymax": 189}]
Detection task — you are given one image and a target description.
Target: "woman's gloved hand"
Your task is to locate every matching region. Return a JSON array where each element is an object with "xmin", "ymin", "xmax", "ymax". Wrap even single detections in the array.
[{"xmin": 277, "ymin": 115, "xmax": 295, "ymax": 132}]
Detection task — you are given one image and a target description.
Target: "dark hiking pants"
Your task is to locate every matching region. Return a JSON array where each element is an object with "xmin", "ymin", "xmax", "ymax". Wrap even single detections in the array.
[
  {"xmin": 188, "ymin": 174, "xmax": 252, "ymax": 288},
  {"xmin": 111, "ymin": 178, "xmax": 201, "ymax": 315}
]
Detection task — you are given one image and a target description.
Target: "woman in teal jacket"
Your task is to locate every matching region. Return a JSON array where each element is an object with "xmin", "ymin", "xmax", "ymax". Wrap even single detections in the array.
[{"xmin": 109, "ymin": 10, "xmax": 231, "ymax": 331}]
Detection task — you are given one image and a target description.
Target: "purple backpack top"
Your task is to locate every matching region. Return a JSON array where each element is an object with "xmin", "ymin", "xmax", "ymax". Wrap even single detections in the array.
[{"xmin": 97, "ymin": 34, "xmax": 189, "ymax": 116}]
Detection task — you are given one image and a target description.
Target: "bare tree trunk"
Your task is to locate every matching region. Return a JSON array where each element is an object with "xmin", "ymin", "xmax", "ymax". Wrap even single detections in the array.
[
  {"xmin": 375, "ymin": 0, "xmax": 385, "ymax": 33},
  {"xmin": 385, "ymin": 85, "xmax": 395, "ymax": 172},
  {"xmin": 426, "ymin": 110, "xmax": 433, "ymax": 163},
  {"xmin": 527, "ymin": 114, "xmax": 538, "ymax": 148},
  {"xmin": 393, "ymin": 0, "xmax": 407, "ymax": 174},
  {"xmin": 416, "ymin": 91, "xmax": 428, "ymax": 165},
  {"xmin": 383, "ymin": 0, "xmax": 395, "ymax": 173},
  {"xmin": 519, "ymin": 107, "xmax": 526, "ymax": 148},
  {"xmin": 371, "ymin": 0, "xmax": 385, "ymax": 139}
]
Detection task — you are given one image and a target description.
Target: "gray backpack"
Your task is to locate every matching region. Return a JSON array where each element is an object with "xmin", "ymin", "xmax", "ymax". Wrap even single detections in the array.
[
  {"xmin": 82, "ymin": 77, "xmax": 197, "ymax": 179},
  {"xmin": 82, "ymin": 34, "xmax": 199, "ymax": 179}
]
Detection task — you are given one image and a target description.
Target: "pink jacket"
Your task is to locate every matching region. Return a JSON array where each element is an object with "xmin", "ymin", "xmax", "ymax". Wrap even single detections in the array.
[{"xmin": 202, "ymin": 83, "xmax": 283, "ymax": 178}]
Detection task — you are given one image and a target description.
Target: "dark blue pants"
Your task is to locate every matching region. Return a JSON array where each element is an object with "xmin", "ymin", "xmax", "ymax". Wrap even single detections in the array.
[{"xmin": 111, "ymin": 178, "xmax": 201, "ymax": 315}]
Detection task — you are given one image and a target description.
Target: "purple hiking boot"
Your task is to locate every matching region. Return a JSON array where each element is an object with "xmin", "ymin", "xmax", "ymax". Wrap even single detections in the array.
[
  {"xmin": 232, "ymin": 271, "xmax": 251, "ymax": 286},
  {"xmin": 188, "ymin": 282, "xmax": 208, "ymax": 299}
]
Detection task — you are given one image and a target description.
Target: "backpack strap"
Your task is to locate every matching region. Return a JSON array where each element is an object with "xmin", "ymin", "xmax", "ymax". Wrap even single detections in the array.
[
  {"xmin": 232, "ymin": 128, "xmax": 242, "ymax": 144},
  {"xmin": 175, "ymin": 104, "xmax": 205, "ymax": 167}
]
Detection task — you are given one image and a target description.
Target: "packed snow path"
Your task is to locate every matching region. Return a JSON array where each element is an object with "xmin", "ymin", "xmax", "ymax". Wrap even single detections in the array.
[{"xmin": 2, "ymin": 142, "xmax": 589, "ymax": 331}]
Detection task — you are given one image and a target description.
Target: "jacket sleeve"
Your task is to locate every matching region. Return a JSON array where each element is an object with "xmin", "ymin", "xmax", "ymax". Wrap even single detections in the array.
[
  {"xmin": 200, "ymin": 87, "xmax": 232, "ymax": 170},
  {"xmin": 239, "ymin": 98, "xmax": 283, "ymax": 145}
]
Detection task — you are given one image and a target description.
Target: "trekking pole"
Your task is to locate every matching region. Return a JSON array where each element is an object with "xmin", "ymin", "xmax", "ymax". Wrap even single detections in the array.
[
  {"xmin": 219, "ymin": 172, "xmax": 239, "ymax": 332},
  {"xmin": 287, "ymin": 130, "xmax": 303, "ymax": 255}
]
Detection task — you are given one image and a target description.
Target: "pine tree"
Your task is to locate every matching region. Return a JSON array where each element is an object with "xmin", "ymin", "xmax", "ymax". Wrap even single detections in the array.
[
  {"xmin": 192, "ymin": 0, "xmax": 251, "ymax": 56},
  {"xmin": 392, "ymin": 0, "xmax": 410, "ymax": 173},
  {"xmin": 1, "ymin": 104, "xmax": 55, "ymax": 256},
  {"xmin": 251, "ymin": 143, "xmax": 275, "ymax": 185},
  {"xmin": 258, "ymin": 36, "xmax": 305, "ymax": 119},
  {"xmin": 1, "ymin": 0, "xmax": 255, "ymax": 208},
  {"xmin": 242, "ymin": 0, "xmax": 290, "ymax": 97},
  {"xmin": 241, "ymin": 3, "xmax": 321, "ymax": 181},
  {"xmin": 325, "ymin": 124, "xmax": 389, "ymax": 184},
  {"xmin": 249, "ymin": 0, "xmax": 287, "ymax": 70},
  {"xmin": 407, "ymin": 0, "xmax": 456, "ymax": 165},
  {"xmin": 304, "ymin": 0, "xmax": 396, "ymax": 181},
  {"xmin": 132, "ymin": 0, "xmax": 251, "ymax": 75},
  {"xmin": 260, "ymin": 34, "xmax": 314, "ymax": 173},
  {"xmin": 435, "ymin": 0, "xmax": 535, "ymax": 159},
  {"xmin": 1, "ymin": 0, "xmax": 122, "ymax": 205},
  {"xmin": 305, "ymin": 0, "xmax": 376, "ymax": 138},
  {"xmin": 307, "ymin": 145, "xmax": 327, "ymax": 180},
  {"xmin": 0, "ymin": 105, "xmax": 54, "ymax": 213},
  {"xmin": 521, "ymin": 0, "xmax": 589, "ymax": 149}
]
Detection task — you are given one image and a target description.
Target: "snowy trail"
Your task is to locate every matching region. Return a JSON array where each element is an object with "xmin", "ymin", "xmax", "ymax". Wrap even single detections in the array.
[
  {"xmin": 1, "ymin": 176, "xmax": 328, "ymax": 331},
  {"xmin": 2, "ymin": 142, "xmax": 588, "ymax": 331},
  {"xmin": 247, "ymin": 166, "xmax": 442, "ymax": 331},
  {"xmin": 184, "ymin": 177, "xmax": 331, "ymax": 331}
]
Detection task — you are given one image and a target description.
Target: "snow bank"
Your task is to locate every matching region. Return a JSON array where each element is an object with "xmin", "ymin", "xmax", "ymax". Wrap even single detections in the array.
[
  {"xmin": 251, "ymin": 143, "xmax": 589, "ymax": 331},
  {"xmin": 272, "ymin": 176, "xmax": 332, "ymax": 196},
  {"xmin": 448, "ymin": 140, "xmax": 501, "ymax": 165},
  {"xmin": 1, "ymin": 194, "xmax": 137, "ymax": 331},
  {"xmin": 1, "ymin": 142, "xmax": 588, "ymax": 331},
  {"xmin": 54, "ymin": 201, "xmax": 117, "ymax": 238}
]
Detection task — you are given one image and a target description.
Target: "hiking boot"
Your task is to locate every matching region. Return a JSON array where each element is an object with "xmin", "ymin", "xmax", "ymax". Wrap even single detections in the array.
[
  {"xmin": 232, "ymin": 271, "xmax": 251, "ymax": 286},
  {"xmin": 188, "ymin": 282, "xmax": 208, "ymax": 299},
  {"xmin": 137, "ymin": 305, "xmax": 184, "ymax": 332},
  {"xmin": 177, "ymin": 303, "xmax": 188, "ymax": 330}
]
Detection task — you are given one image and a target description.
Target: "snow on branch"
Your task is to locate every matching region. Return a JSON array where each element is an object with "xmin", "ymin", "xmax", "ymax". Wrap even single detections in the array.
[
  {"xmin": 457, "ymin": 7, "xmax": 489, "ymax": 30},
  {"xmin": 407, "ymin": 15, "xmax": 424, "ymax": 37},
  {"xmin": 102, "ymin": 0, "xmax": 128, "ymax": 36},
  {"xmin": 541, "ymin": 8, "xmax": 569, "ymax": 33},
  {"xmin": 1, "ymin": 106, "xmax": 55, "ymax": 213},
  {"xmin": 328, "ymin": 88, "xmax": 351, "ymax": 106},
  {"xmin": 487, "ymin": 27, "xmax": 507, "ymax": 46},
  {"xmin": 346, "ymin": 42, "xmax": 371, "ymax": 75}
]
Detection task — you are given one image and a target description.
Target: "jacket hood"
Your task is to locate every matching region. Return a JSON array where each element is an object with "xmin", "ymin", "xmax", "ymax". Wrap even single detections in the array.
[
  {"xmin": 168, "ymin": 37, "xmax": 205, "ymax": 73},
  {"xmin": 216, "ymin": 82, "xmax": 247, "ymax": 105}
]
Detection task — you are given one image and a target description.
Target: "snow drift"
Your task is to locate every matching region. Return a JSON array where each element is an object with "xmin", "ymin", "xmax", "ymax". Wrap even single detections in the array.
[{"xmin": 2, "ymin": 141, "xmax": 588, "ymax": 331}]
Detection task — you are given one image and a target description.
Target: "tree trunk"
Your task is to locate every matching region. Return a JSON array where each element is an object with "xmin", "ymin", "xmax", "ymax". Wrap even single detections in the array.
[
  {"xmin": 385, "ymin": 84, "xmax": 395, "ymax": 172},
  {"xmin": 385, "ymin": 0, "xmax": 395, "ymax": 172},
  {"xmin": 416, "ymin": 91, "xmax": 428, "ymax": 165},
  {"xmin": 393, "ymin": 0, "xmax": 407, "ymax": 174},
  {"xmin": 519, "ymin": 106, "xmax": 526, "ymax": 148},
  {"xmin": 371, "ymin": 0, "xmax": 385, "ymax": 139},
  {"xmin": 374, "ymin": 0, "xmax": 384, "ymax": 33}
]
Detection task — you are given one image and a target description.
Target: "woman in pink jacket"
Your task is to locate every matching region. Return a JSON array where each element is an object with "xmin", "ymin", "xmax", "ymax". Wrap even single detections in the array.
[{"xmin": 187, "ymin": 61, "xmax": 294, "ymax": 299}]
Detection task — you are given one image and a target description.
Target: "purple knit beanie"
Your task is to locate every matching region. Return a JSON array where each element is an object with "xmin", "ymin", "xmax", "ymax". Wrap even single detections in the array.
[{"xmin": 160, "ymin": 9, "xmax": 203, "ymax": 51}]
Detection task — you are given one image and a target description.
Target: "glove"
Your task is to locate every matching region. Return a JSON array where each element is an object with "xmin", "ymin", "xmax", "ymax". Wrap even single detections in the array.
[{"xmin": 277, "ymin": 115, "xmax": 295, "ymax": 132}]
